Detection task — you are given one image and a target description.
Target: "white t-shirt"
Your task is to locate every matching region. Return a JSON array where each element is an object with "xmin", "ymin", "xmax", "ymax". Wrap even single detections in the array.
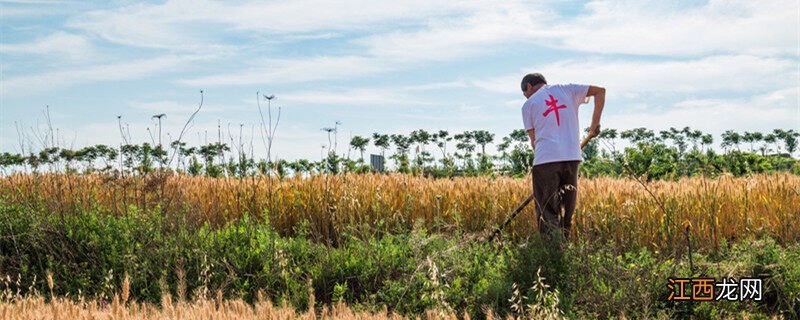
[{"xmin": 521, "ymin": 84, "xmax": 590, "ymax": 166}]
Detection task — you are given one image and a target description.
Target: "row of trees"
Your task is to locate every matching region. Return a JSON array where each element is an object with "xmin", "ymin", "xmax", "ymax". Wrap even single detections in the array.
[
  {"xmin": 346, "ymin": 129, "xmax": 500, "ymax": 174},
  {"xmin": 581, "ymin": 128, "xmax": 799, "ymax": 180},
  {"xmin": 1, "ymin": 127, "xmax": 798, "ymax": 180}
]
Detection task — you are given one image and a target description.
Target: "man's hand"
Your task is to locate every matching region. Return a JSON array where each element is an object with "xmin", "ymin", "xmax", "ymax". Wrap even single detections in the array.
[
  {"xmin": 526, "ymin": 129, "xmax": 536, "ymax": 150},
  {"xmin": 588, "ymin": 123, "xmax": 601, "ymax": 138}
]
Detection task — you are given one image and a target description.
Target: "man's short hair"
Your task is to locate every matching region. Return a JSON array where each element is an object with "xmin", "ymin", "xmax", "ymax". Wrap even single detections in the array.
[{"xmin": 521, "ymin": 73, "xmax": 547, "ymax": 91}]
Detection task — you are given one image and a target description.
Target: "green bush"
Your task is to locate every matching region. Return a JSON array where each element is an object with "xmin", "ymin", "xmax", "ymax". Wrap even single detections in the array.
[{"xmin": 0, "ymin": 203, "xmax": 797, "ymax": 318}]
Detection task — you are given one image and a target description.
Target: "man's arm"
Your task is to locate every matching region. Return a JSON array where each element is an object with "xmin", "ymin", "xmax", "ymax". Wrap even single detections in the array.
[
  {"xmin": 526, "ymin": 129, "xmax": 535, "ymax": 150},
  {"xmin": 586, "ymin": 85, "xmax": 605, "ymax": 138}
]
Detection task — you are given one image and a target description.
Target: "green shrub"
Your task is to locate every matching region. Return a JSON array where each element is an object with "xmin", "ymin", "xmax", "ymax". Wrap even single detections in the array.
[{"xmin": 0, "ymin": 203, "xmax": 796, "ymax": 318}]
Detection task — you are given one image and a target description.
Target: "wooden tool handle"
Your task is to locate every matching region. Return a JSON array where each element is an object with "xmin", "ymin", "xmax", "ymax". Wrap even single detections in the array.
[{"xmin": 580, "ymin": 134, "xmax": 593, "ymax": 150}]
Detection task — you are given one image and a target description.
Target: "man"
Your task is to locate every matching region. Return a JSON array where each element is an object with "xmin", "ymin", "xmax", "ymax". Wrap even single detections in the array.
[{"xmin": 520, "ymin": 73, "xmax": 605, "ymax": 240}]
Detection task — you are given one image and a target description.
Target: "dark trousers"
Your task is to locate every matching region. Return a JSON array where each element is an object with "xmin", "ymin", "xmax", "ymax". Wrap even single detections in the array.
[{"xmin": 532, "ymin": 160, "xmax": 580, "ymax": 239}]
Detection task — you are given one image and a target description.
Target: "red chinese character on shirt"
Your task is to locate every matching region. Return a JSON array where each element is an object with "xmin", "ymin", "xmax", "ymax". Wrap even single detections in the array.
[{"xmin": 543, "ymin": 94, "xmax": 567, "ymax": 126}]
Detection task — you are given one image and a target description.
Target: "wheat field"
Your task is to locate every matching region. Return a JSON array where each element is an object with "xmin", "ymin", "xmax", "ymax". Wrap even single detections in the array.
[{"xmin": 1, "ymin": 172, "xmax": 798, "ymax": 250}]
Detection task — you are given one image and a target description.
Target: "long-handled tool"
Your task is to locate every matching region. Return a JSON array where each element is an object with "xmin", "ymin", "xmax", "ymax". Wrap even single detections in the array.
[{"xmin": 487, "ymin": 133, "xmax": 595, "ymax": 241}]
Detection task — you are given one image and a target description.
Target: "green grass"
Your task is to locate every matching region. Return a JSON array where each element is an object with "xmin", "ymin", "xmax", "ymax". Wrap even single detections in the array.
[{"xmin": 1, "ymin": 203, "xmax": 798, "ymax": 319}]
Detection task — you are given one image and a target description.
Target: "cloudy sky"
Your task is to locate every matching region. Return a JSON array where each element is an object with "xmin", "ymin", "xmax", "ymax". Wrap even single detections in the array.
[{"xmin": 1, "ymin": 0, "xmax": 798, "ymax": 161}]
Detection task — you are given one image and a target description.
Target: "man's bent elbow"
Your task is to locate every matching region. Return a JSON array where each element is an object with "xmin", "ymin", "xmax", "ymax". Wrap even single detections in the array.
[{"xmin": 588, "ymin": 85, "xmax": 605, "ymax": 97}]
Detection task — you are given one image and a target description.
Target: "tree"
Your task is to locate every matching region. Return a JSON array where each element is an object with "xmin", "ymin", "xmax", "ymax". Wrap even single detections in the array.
[
  {"xmin": 198, "ymin": 142, "xmax": 229, "ymax": 177},
  {"xmin": 58, "ymin": 148, "xmax": 76, "ymax": 172},
  {"xmin": 621, "ymin": 128, "xmax": 656, "ymax": 144},
  {"xmin": 433, "ymin": 130, "xmax": 452, "ymax": 168},
  {"xmin": 138, "ymin": 143, "xmax": 155, "ymax": 174},
  {"xmin": 660, "ymin": 127, "xmax": 687, "ymax": 155},
  {"xmin": 0, "ymin": 152, "xmax": 25, "ymax": 173},
  {"xmin": 700, "ymin": 134, "xmax": 713, "ymax": 153},
  {"xmin": 783, "ymin": 129, "xmax": 799, "ymax": 155},
  {"xmin": 37, "ymin": 147, "xmax": 60, "ymax": 169},
  {"xmin": 453, "ymin": 132, "xmax": 476, "ymax": 172},
  {"xmin": 623, "ymin": 142, "xmax": 679, "ymax": 181},
  {"xmin": 742, "ymin": 131, "xmax": 762, "ymax": 153},
  {"xmin": 434, "ymin": 130, "xmax": 451, "ymax": 156},
  {"xmin": 410, "ymin": 129, "xmax": 431, "ymax": 153},
  {"xmin": 471, "ymin": 130, "xmax": 494, "ymax": 172},
  {"xmin": 372, "ymin": 133, "xmax": 390, "ymax": 158},
  {"xmin": 120, "ymin": 144, "xmax": 140, "ymax": 173},
  {"xmin": 721, "ymin": 130, "xmax": 742, "ymax": 152},
  {"xmin": 349, "ymin": 135, "xmax": 370, "ymax": 162},
  {"xmin": 390, "ymin": 134, "xmax": 411, "ymax": 173},
  {"xmin": 471, "ymin": 130, "xmax": 495, "ymax": 156},
  {"xmin": 507, "ymin": 129, "xmax": 534, "ymax": 176},
  {"xmin": 410, "ymin": 129, "xmax": 432, "ymax": 172},
  {"xmin": 771, "ymin": 129, "xmax": 786, "ymax": 153},
  {"xmin": 26, "ymin": 153, "xmax": 41, "ymax": 172},
  {"xmin": 93, "ymin": 144, "xmax": 118, "ymax": 172},
  {"xmin": 75, "ymin": 146, "xmax": 102, "ymax": 173},
  {"xmin": 297, "ymin": 159, "xmax": 314, "ymax": 175},
  {"xmin": 684, "ymin": 128, "xmax": 703, "ymax": 152},
  {"xmin": 496, "ymin": 136, "xmax": 511, "ymax": 170},
  {"xmin": 764, "ymin": 134, "xmax": 777, "ymax": 155},
  {"xmin": 287, "ymin": 160, "xmax": 304, "ymax": 177},
  {"xmin": 593, "ymin": 128, "xmax": 619, "ymax": 157},
  {"xmin": 151, "ymin": 144, "xmax": 167, "ymax": 169}
]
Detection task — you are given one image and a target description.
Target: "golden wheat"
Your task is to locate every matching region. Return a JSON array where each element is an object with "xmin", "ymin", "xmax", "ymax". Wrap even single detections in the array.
[{"xmin": 1, "ymin": 172, "xmax": 797, "ymax": 250}]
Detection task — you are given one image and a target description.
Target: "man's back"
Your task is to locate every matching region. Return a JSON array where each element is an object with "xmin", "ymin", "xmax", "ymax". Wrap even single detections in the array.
[
  {"xmin": 521, "ymin": 84, "xmax": 589, "ymax": 166},
  {"xmin": 519, "ymin": 72, "xmax": 605, "ymax": 239}
]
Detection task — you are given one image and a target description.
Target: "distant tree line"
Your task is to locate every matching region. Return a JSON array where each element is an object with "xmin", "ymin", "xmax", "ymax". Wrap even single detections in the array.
[
  {"xmin": 581, "ymin": 128, "xmax": 799, "ymax": 180},
  {"xmin": 1, "ymin": 128, "xmax": 797, "ymax": 180}
]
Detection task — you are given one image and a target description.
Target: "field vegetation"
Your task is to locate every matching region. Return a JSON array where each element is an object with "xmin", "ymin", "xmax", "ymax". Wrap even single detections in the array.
[{"xmin": 1, "ymin": 171, "xmax": 798, "ymax": 318}]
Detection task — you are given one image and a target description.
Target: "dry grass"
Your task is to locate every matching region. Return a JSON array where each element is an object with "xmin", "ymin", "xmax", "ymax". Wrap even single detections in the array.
[
  {"xmin": 0, "ymin": 294, "xmax": 457, "ymax": 320},
  {"xmin": 1, "ymin": 172, "xmax": 798, "ymax": 250},
  {"xmin": 1, "ymin": 265, "xmax": 564, "ymax": 320},
  {"xmin": 1, "ymin": 271, "xmax": 513, "ymax": 320}
]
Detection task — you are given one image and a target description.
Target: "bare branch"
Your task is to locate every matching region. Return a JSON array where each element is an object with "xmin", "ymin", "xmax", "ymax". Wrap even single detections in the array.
[{"xmin": 168, "ymin": 90, "xmax": 204, "ymax": 167}]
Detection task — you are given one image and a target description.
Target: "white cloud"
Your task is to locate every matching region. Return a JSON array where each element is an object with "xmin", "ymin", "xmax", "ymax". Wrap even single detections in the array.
[
  {"xmin": 69, "ymin": 0, "xmax": 550, "ymax": 87},
  {"xmin": 0, "ymin": 31, "xmax": 94, "ymax": 61},
  {"xmin": 545, "ymin": 0, "xmax": 798, "ymax": 56},
  {"xmin": 177, "ymin": 2, "xmax": 546, "ymax": 86},
  {"xmin": 354, "ymin": 3, "xmax": 547, "ymax": 63},
  {"xmin": 178, "ymin": 0, "xmax": 799, "ymax": 87},
  {"xmin": 219, "ymin": 0, "xmax": 483, "ymax": 33},
  {"xmin": 0, "ymin": 0, "xmax": 76, "ymax": 3},
  {"xmin": 65, "ymin": 0, "xmax": 487, "ymax": 50},
  {"xmin": 65, "ymin": 0, "xmax": 798, "ymax": 58},
  {"xmin": 1, "ymin": 54, "xmax": 212, "ymax": 97},
  {"xmin": 0, "ymin": 0, "xmax": 85, "ymax": 22},
  {"xmin": 178, "ymin": 55, "xmax": 389, "ymax": 86},
  {"xmin": 66, "ymin": 1, "xmax": 214, "ymax": 51},
  {"xmin": 474, "ymin": 55, "xmax": 798, "ymax": 96}
]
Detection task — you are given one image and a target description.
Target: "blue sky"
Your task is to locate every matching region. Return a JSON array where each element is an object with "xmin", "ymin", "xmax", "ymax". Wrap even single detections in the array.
[{"xmin": 1, "ymin": 0, "xmax": 798, "ymax": 161}]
